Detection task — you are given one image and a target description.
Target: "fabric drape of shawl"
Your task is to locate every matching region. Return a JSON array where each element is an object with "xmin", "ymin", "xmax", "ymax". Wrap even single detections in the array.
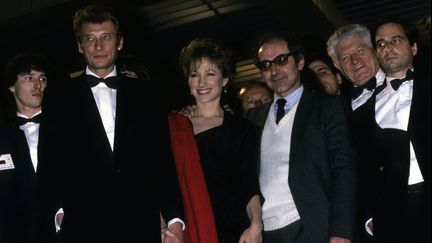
[{"xmin": 168, "ymin": 113, "xmax": 219, "ymax": 243}]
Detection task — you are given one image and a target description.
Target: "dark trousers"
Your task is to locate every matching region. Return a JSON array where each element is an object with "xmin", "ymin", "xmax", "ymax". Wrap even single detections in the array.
[
  {"xmin": 263, "ymin": 220, "xmax": 306, "ymax": 243},
  {"xmin": 374, "ymin": 183, "xmax": 428, "ymax": 243}
]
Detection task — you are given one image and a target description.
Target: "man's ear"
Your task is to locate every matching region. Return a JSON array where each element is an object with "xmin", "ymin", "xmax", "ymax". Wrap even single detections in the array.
[
  {"xmin": 333, "ymin": 61, "xmax": 341, "ymax": 72},
  {"xmin": 77, "ymin": 41, "xmax": 84, "ymax": 54},
  {"xmin": 297, "ymin": 56, "xmax": 305, "ymax": 70},
  {"xmin": 9, "ymin": 84, "xmax": 15, "ymax": 93},
  {"xmin": 411, "ymin": 42, "xmax": 418, "ymax": 57},
  {"xmin": 336, "ymin": 73, "xmax": 342, "ymax": 85},
  {"xmin": 117, "ymin": 37, "xmax": 124, "ymax": 51}
]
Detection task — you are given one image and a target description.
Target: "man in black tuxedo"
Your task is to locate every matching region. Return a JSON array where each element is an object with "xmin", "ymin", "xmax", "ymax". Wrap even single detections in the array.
[
  {"xmin": 326, "ymin": 24, "xmax": 386, "ymax": 243},
  {"xmin": 38, "ymin": 5, "xmax": 184, "ymax": 243},
  {"xmin": 0, "ymin": 53, "xmax": 52, "ymax": 243},
  {"xmin": 365, "ymin": 17, "xmax": 429, "ymax": 243},
  {"xmin": 245, "ymin": 33, "xmax": 356, "ymax": 243}
]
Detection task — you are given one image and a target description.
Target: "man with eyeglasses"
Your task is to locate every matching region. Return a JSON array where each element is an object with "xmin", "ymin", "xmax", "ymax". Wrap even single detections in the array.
[
  {"xmin": 0, "ymin": 52, "xmax": 52, "ymax": 243},
  {"xmin": 245, "ymin": 32, "xmax": 356, "ymax": 243},
  {"xmin": 37, "ymin": 4, "xmax": 184, "ymax": 243}
]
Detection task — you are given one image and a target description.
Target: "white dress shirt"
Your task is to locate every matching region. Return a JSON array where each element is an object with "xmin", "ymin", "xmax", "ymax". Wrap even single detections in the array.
[
  {"xmin": 365, "ymin": 70, "xmax": 423, "ymax": 235},
  {"xmin": 17, "ymin": 111, "xmax": 42, "ymax": 172},
  {"xmin": 352, "ymin": 68, "xmax": 386, "ymax": 111},
  {"xmin": 87, "ymin": 67, "xmax": 117, "ymax": 151}
]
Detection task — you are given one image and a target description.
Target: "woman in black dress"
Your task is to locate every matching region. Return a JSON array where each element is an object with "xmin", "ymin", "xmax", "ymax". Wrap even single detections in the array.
[{"xmin": 178, "ymin": 38, "xmax": 263, "ymax": 243}]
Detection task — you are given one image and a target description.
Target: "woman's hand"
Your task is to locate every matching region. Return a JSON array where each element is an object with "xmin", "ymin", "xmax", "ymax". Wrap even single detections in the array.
[{"xmin": 161, "ymin": 222, "xmax": 184, "ymax": 243}]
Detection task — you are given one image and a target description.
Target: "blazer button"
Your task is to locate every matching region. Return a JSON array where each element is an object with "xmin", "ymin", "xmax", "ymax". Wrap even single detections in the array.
[{"xmin": 116, "ymin": 169, "xmax": 121, "ymax": 173}]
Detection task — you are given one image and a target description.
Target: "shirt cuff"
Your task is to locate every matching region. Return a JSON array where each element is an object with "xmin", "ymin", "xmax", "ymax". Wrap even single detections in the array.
[
  {"xmin": 167, "ymin": 218, "xmax": 186, "ymax": 231},
  {"xmin": 54, "ymin": 208, "xmax": 64, "ymax": 232},
  {"xmin": 365, "ymin": 218, "xmax": 373, "ymax": 236}
]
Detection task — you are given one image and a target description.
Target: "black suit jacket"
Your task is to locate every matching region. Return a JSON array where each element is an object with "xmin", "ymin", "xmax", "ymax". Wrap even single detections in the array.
[
  {"xmin": 246, "ymin": 89, "xmax": 357, "ymax": 242},
  {"xmin": 354, "ymin": 68, "xmax": 430, "ymax": 242},
  {"xmin": 38, "ymin": 73, "xmax": 183, "ymax": 243},
  {"xmin": 0, "ymin": 125, "xmax": 39, "ymax": 243}
]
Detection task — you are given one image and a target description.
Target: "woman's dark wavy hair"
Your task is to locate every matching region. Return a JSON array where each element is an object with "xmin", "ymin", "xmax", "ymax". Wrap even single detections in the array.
[
  {"xmin": 254, "ymin": 32, "xmax": 305, "ymax": 65},
  {"xmin": 179, "ymin": 38, "xmax": 236, "ymax": 81}
]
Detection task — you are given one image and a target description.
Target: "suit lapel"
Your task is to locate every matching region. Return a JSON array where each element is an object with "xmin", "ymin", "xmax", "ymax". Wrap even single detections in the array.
[
  {"xmin": 77, "ymin": 74, "xmax": 113, "ymax": 158},
  {"xmin": 289, "ymin": 90, "xmax": 311, "ymax": 167}
]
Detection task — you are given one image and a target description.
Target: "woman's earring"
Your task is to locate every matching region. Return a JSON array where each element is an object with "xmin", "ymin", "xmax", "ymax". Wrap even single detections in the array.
[{"xmin": 223, "ymin": 86, "xmax": 227, "ymax": 93}]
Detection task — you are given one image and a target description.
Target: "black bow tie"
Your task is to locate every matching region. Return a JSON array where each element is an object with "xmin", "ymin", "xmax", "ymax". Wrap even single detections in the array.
[
  {"xmin": 17, "ymin": 114, "xmax": 41, "ymax": 126},
  {"xmin": 86, "ymin": 75, "xmax": 118, "ymax": 89},
  {"xmin": 390, "ymin": 69, "xmax": 414, "ymax": 90},
  {"xmin": 351, "ymin": 77, "xmax": 376, "ymax": 100}
]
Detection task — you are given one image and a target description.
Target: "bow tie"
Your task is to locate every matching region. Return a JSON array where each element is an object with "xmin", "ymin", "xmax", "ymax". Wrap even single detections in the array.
[
  {"xmin": 17, "ymin": 114, "xmax": 41, "ymax": 126},
  {"xmin": 351, "ymin": 77, "xmax": 376, "ymax": 100},
  {"xmin": 86, "ymin": 75, "xmax": 118, "ymax": 89},
  {"xmin": 390, "ymin": 69, "xmax": 414, "ymax": 90}
]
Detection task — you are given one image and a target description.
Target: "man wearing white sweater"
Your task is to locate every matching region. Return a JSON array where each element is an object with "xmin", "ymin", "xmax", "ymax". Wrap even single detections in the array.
[{"xmin": 246, "ymin": 32, "xmax": 356, "ymax": 243}]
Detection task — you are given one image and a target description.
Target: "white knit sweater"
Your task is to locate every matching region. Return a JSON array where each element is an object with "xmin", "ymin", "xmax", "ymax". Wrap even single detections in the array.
[{"xmin": 260, "ymin": 102, "xmax": 300, "ymax": 231}]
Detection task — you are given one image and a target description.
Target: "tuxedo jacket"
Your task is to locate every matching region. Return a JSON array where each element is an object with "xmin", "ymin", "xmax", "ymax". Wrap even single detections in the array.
[
  {"xmin": 38, "ymin": 73, "xmax": 183, "ymax": 243},
  {"xmin": 352, "ymin": 68, "xmax": 430, "ymax": 241},
  {"xmin": 0, "ymin": 125, "xmax": 39, "ymax": 243},
  {"xmin": 245, "ymin": 89, "xmax": 357, "ymax": 242}
]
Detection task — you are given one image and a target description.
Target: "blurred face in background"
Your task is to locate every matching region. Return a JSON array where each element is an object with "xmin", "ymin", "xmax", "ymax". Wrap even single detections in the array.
[
  {"xmin": 308, "ymin": 60, "xmax": 342, "ymax": 95},
  {"xmin": 240, "ymin": 85, "xmax": 272, "ymax": 112}
]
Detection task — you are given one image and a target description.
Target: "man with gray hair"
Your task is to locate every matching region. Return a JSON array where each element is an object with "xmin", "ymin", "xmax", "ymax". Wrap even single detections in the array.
[
  {"xmin": 327, "ymin": 24, "xmax": 386, "ymax": 243},
  {"xmin": 327, "ymin": 24, "xmax": 385, "ymax": 111}
]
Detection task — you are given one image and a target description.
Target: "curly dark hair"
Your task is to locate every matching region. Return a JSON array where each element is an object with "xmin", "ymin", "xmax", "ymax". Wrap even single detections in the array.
[{"xmin": 179, "ymin": 38, "xmax": 236, "ymax": 81}]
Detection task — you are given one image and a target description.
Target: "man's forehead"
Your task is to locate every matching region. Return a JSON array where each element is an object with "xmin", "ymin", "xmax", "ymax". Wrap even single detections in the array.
[{"xmin": 258, "ymin": 41, "xmax": 289, "ymax": 59}]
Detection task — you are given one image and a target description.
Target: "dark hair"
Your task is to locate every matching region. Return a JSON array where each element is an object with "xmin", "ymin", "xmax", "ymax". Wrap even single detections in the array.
[
  {"xmin": 306, "ymin": 51, "xmax": 339, "ymax": 74},
  {"xmin": 254, "ymin": 32, "xmax": 305, "ymax": 65},
  {"xmin": 179, "ymin": 38, "xmax": 236, "ymax": 81},
  {"xmin": 73, "ymin": 4, "xmax": 122, "ymax": 42},
  {"xmin": 0, "ymin": 53, "xmax": 52, "ymax": 125},
  {"xmin": 371, "ymin": 16, "xmax": 419, "ymax": 49},
  {"xmin": 3, "ymin": 53, "xmax": 53, "ymax": 89}
]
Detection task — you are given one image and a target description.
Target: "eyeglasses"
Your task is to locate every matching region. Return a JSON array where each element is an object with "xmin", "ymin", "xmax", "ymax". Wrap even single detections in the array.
[{"xmin": 256, "ymin": 53, "xmax": 294, "ymax": 72}]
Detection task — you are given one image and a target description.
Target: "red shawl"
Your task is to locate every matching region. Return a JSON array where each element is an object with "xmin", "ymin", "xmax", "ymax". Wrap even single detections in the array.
[{"xmin": 168, "ymin": 113, "xmax": 218, "ymax": 243}]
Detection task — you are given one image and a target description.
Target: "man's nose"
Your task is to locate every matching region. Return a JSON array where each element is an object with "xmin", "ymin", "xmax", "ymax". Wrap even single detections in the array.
[{"xmin": 95, "ymin": 38, "xmax": 103, "ymax": 50}]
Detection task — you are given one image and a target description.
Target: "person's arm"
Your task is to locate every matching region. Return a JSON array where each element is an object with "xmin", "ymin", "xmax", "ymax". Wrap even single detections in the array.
[
  {"xmin": 325, "ymin": 96, "xmax": 357, "ymax": 242},
  {"xmin": 238, "ymin": 194, "xmax": 263, "ymax": 243}
]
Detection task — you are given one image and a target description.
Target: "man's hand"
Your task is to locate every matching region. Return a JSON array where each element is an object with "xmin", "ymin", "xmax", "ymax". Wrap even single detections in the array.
[
  {"xmin": 177, "ymin": 105, "xmax": 196, "ymax": 118},
  {"xmin": 329, "ymin": 236, "xmax": 351, "ymax": 243},
  {"xmin": 161, "ymin": 221, "xmax": 183, "ymax": 243},
  {"xmin": 238, "ymin": 221, "xmax": 262, "ymax": 243}
]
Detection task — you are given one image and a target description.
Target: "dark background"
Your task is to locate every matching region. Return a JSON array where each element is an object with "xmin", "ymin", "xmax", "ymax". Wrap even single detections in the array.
[{"xmin": 0, "ymin": 0, "xmax": 430, "ymax": 110}]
